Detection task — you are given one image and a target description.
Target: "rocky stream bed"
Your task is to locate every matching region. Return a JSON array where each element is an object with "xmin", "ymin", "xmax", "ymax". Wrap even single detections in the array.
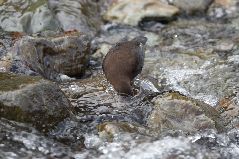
[{"xmin": 0, "ymin": 0, "xmax": 239, "ymax": 158}]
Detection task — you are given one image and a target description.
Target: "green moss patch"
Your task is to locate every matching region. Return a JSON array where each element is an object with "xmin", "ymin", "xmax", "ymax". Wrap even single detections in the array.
[{"xmin": 0, "ymin": 73, "xmax": 42, "ymax": 92}]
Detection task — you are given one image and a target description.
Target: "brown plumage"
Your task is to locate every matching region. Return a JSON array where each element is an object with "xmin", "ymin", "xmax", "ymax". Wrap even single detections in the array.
[{"xmin": 102, "ymin": 36, "xmax": 147, "ymax": 96}]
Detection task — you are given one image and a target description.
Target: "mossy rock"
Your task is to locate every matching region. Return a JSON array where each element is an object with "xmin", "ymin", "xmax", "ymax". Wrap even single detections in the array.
[
  {"xmin": 0, "ymin": 72, "xmax": 72, "ymax": 132},
  {"xmin": 0, "ymin": 72, "xmax": 41, "ymax": 92},
  {"xmin": 148, "ymin": 92, "xmax": 227, "ymax": 133}
]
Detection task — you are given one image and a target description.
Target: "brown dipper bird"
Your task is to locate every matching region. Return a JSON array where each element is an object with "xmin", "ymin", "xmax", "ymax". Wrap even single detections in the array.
[{"xmin": 102, "ymin": 36, "xmax": 147, "ymax": 96}]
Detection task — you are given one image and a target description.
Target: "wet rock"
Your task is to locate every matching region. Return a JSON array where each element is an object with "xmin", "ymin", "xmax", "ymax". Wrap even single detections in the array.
[
  {"xmin": 81, "ymin": 128, "xmax": 239, "ymax": 159},
  {"xmin": 60, "ymin": 75, "xmax": 153, "ymax": 129},
  {"xmin": 0, "ymin": 118, "xmax": 75, "ymax": 158},
  {"xmin": 213, "ymin": 40, "xmax": 234, "ymax": 52},
  {"xmin": 98, "ymin": 122, "xmax": 139, "ymax": 135},
  {"xmin": 7, "ymin": 31, "xmax": 91, "ymax": 80},
  {"xmin": 49, "ymin": 118, "xmax": 85, "ymax": 149},
  {"xmin": 60, "ymin": 74, "xmax": 106, "ymax": 100},
  {"xmin": 141, "ymin": 19, "xmax": 239, "ymax": 107},
  {"xmin": 147, "ymin": 92, "xmax": 226, "ymax": 133},
  {"xmin": 1, "ymin": 0, "xmax": 239, "ymax": 158},
  {"xmin": 98, "ymin": 135, "xmax": 221, "ymax": 159},
  {"xmin": 97, "ymin": 122, "xmax": 141, "ymax": 142},
  {"xmin": 170, "ymin": 0, "xmax": 213, "ymax": 14},
  {"xmin": 231, "ymin": 17, "xmax": 239, "ymax": 30},
  {"xmin": 104, "ymin": 0, "xmax": 179, "ymax": 26},
  {"xmin": 190, "ymin": 130, "xmax": 228, "ymax": 150},
  {"xmin": 0, "ymin": 30, "xmax": 25, "ymax": 72},
  {"xmin": 83, "ymin": 134, "xmax": 104, "ymax": 150},
  {"xmin": 0, "ymin": 72, "xmax": 72, "ymax": 132},
  {"xmin": 82, "ymin": 133, "xmax": 152, "ymax": 159},
  {"xmin": 0, "ymin": 30, "xmax": 24, "ymax": 57},
  {"xmin": 48, "ymin": 0, "xmax": 102, "ymax": 36},
  {"xmin": 0, "ymin": 0, "xmax": 61, "ymax": 34},
  {"xmin": 60, "ymin": 75, "xmax": 125, "ymax": 126},
  {"xmin": 177, "ymin": 56, "xmax": 239, "ymax": 106},
  {"xmin": 0, "ymin": 31, "xmax": 36, "ymax": 75},
  {"xmin": 188, "ymin": 129, "xmax": 239, "ymax": 158},
  {"xmin": 216, "ymin": 95, "xmax": 239, "ymax": 129}
]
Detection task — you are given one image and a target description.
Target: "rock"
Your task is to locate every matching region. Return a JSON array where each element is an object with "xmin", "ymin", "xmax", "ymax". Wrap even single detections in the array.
[
  {"xmin": 170, "ymin": 0, "xmax": 213, "ymax": 14},
  {"xmin": 216, "ymin": 96, "xmax": 239, "ymax": 129},
  {"xmin": 0, "ymin": 0, "xmax": 60, "ymax": 34},
  {"xmin": 59, "ymin": 75, "xmax": 153, "ymax": 126},
  {"xmin": 0, "ymin": 30, "xmax": 24, "ymax": 56},
  {"xmin": 140, "ymin": 19, "xmax": 239, "ymax": 107},
  {"xmin": 30, "ymin": 3, "xmax": 61, "ymax": 33},
  {"xmin": 98, "ymin": 122, "xmax": 139, "ymax": 134},
  {"xmin": 231, "ymin": 17, "xmax": 239, "ymax": 30},
  {"xmin": 0, "ymin": 72, "xmax": 72, "ymax": 132},
  {"xmin": 147, "ymin": 92, "xmax": 226, "ymax": 133},
  {"xmin": 0, "ymin": 31, "xmax": 27, "ymax": 73},
  {"xmin": 177, "ymin": 57, "xmax": 239, "ymax": 107},
  {"xmin": 98, "ymin": 122, "xmax": 139, "ymax": 140},
  {"xmin": 214, "ymin": 40, "xmax": 234, "ymax": 52},
  {"xmin": 59, "ymin": 75, "xmax": 115, "ymax": 120},
  {"xmin": 0, "ymin": 0, "xmax": 102, "ymax": 35},
  {"xmin": 207, "ymin": 0, "xmax": 239, "ymax": 19},
  {"xmin": 104, "ymin": 0, "xmax": 179, "ymax": 26},
  {"xmin": 0, "ymin": 118, "xmax": 75, "ymax": 158},
  {"xmin": 48, "ymin": 0, "xmax": 102, "ymax": 36},
  {"xmin": 122, "ymin": 136, "xmax": 219, "ymax": 159},
  {"xmin": 8, "ymin": 31, "xmax": 91, "ymax": 80},
  {"xmin": 214, "ymin": 0, "xmax": 235, "ymax": 7},
  {"xmin": 0, "ymin": 32, "xmax": 14, "ymax": 71},
  {"xmin": 92, "ymin": 43, "xmax": 111, "ymax": 61}
]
